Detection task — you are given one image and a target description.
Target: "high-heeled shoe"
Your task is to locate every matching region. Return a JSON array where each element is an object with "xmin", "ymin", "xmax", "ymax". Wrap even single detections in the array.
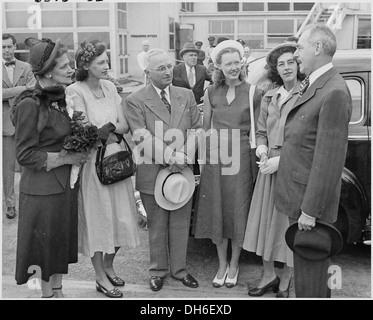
[
  {"xmin": 225, "ymin": 267, "xmax": 239, "ymax": 288},
  {"xmin": 106, "ymin": 273, "xmax": 125, "ymax": 287},
  {"xmin": 276, "ymin": 279, "xmax": 291, "ymax": 298},
  {"xmin": 96, "ymin": 281, "xmax": 123, "ymax": 298},
  {"xmin": 248, "ymin": 276, "xmax": 280, "ymax": 297},
  {"xmin": 212, "ymin": 266, "xmax": 228, "ymax": 288}
]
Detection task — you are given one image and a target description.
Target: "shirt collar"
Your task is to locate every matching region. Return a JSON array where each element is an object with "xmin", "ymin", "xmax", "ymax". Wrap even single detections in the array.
[
  {"xmin": 309, "ymin": 62, "xmax": 333, "ymax": 87},
  {"xmin": 152, "ymin": 84, "xmax": 170, "ymax": 99}
]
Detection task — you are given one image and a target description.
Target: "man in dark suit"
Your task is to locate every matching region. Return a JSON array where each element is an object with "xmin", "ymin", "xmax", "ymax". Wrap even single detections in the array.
[
  {"xmin": 125, "ymin": 48, "xmax": 202, "ymax": 292},
  {"xmin": 172, "ymin": 42, "xmax": 211, "ymax": 105},
  {"xmin": 2, "ymin": 33, "xmax": 36, "ymax": 219},
  {"xmin": 274, "ymin": 25, "xmax": 352, "ymax": 297},
  {"xmin": 195, "ymin": 41, "xmax": 205, "ymax": 66}
]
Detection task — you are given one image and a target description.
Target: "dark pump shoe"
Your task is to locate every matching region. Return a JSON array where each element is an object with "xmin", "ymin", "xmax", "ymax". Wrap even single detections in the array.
[
  {"xmin": 106, "ymin": 273, "xmax": 125, "ymax": 287},
  {"xmin": 173, "ymin": 274, "xmax": 199, "ymax": 288},
  {"xmin": 149, "ymin": 276, "xmax": 163, "ymax": 292},
  {"xmin": 6, "ymin": 207, "xmax": 16, "ymax": 219},
  {"xmin": 248, "ymin": 276, "xmax": 280, "ymax": 297}
]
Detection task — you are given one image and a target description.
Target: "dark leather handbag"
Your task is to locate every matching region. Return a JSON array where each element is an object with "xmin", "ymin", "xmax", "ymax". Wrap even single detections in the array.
[{"xmin": 95, "ymin": 136, "xmax": 136, "ymax": 185}]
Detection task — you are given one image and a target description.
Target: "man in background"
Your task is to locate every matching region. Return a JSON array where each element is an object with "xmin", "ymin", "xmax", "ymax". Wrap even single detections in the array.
[
  {"xmin": 2, "ymin": 33, "xmax": 36, "ymax": 219},
  {"xmin": 137, "ymin": 39, "xmax": 150, "ymax": 83},
  {"xmin": 195, "ymin": 41, "xmax": 205, "ymax": 66}
]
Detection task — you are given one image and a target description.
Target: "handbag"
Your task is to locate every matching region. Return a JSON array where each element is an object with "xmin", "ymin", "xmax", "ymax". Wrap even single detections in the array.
[{"xmin": 95, "ymin": 136, "xmax": 136, "ymax": 185}]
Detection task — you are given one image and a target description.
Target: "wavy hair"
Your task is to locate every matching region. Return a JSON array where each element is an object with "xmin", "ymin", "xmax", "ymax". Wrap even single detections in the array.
[
  {"xmin": 212, "ymin": 47, "xmax": 246, "ymax": 88},
  {"xmin": 266, "ymin": 46, "xmax": 305, "ymax": 87},
  {"xmin": 75, "ymin": 40, "xmax": 106, "ymax": 81}
]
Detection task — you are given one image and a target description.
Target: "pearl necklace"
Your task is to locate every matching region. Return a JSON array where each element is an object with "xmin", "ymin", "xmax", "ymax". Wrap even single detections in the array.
[{"xmin": 89, "ymin": 84, "xmax": 104, "ymax": 99}]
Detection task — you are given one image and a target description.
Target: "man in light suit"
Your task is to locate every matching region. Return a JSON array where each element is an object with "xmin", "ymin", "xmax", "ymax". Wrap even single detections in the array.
[
  {"xmin": 172, "ymin": 42, "xmax": 211, "ymax": 105},
  {"xmin": 2, "ymin": 33, "xmax": 36, "ymax": 219},
  {"xmin": 274, "ymin": 25, "xmax": 352, "ymax": 297},
  {"xmin": 125, "ymin": 48, "xmax": 202, "ymax": 292}
]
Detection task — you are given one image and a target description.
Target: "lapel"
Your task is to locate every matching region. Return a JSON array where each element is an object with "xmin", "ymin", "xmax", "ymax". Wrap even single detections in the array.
[
  {"xmin": 180, "ymin": 63, "xmax": 192, "ymax": 89},
  {"xmin": 145, "ymin": 84, "xmax": 171, "ymax": 124},
  {"xmin": 12, "ymin": 60, "xmax": 25, "ymax": 86},
  {"xmin": 169, "ymin": 85, "xmax": 186, "ymax": 129},
  {"xmin": 290, "ymin": 67, "xmax": 338, "ymax": 112},
  {"xmin": 280, "ymin": 81, "xmax": 301, "ymax": 109},
  {"xmin": 2, "ymin": 63, "xmax": 12, "ymax": 87}
]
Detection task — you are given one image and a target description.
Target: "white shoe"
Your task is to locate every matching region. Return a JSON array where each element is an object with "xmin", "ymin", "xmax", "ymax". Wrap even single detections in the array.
[
  {"xmin": 212, "ymin": 266, "xmax": 228, "ymax": 288},
  {"xmin": 225, "ymin": 267, "xmax": 239, "ymax": 288}
]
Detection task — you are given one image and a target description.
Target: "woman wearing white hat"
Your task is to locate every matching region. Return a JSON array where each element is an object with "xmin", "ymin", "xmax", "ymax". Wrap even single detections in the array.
[
  {"xmin": 195, "ymin": 40, "xmax": 262, "ymax": 288},
  {"xmin": 243, "ymin": 41, "xmax": 305, "ymax": 298}
]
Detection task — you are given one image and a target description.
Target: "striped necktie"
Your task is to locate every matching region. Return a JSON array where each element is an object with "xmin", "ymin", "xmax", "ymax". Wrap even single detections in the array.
[
  {"xmin": 161, "ymin": 90, "xmax": 171, "ymax": 114},
  {"xmin": 298, "ymin": 75, "xmax": 310, "ymax": 98}
]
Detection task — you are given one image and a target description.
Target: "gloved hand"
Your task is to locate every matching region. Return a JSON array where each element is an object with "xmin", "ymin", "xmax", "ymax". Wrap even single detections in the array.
[
  {"xmin": 259, "ymin": 156, "xmax": 280, "ymax": 175},
  {"xmin": 46, "ymin": 151, "xmax": 90, "ymax": 171},
  {"xmin": 255, "ymin": 144, "xmax": 268, "ymax": 158},
  {"xmin": 97, "ymin": 122, "xmax": 116, "ymax": 144}
]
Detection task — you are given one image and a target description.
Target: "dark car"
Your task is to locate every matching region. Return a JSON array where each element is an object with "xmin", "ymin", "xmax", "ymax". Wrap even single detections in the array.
[{"xmin": 247, "ymin": 49, "xmax": 371, "ymax": 245}]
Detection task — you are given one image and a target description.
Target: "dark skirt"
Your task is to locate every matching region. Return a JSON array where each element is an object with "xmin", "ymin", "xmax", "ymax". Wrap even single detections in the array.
[{"xmin": 15, "ymin": 182, "xmax": 78, "ymax": 285}]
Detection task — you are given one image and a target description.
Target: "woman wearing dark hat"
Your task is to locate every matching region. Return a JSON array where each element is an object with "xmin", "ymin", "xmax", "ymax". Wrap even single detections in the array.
[
  {"xmin": 242, "ymin": 42, "xmax": 305, "ymax": 298},
  {"xmin": 195, "ymin": 40, "xmax": 262, "ymax": 289},
  {"xmin": 65, "ymin": 40, "xmax": 140, "ymax": 298},
  {"xmin": 12, "ymin": 38, "xmax": 89, "ymax": 298}
]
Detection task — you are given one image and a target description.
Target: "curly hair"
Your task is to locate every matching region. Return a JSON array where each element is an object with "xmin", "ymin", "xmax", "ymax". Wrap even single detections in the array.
[
  {"xmin": 266, "ymin": 46, "xmax": 305, "ymax": 86},
  {"xmin": 75, "ymin": 40, "xmax": 106, "ymax": 81},
  {"xmin": 212, "ymin": 47, "xmax": 246, "ymax": 88}
]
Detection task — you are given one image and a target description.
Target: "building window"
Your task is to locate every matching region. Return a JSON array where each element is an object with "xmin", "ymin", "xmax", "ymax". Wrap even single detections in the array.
[
  {"xmin": 169, "ymin": 17, "xmax": 175, "ymax": 50},
  {"xmin": 217, "ymin": 2, "xmax": 239, "ymax": 12},
  {"xmin": 13, "ymin": 32, "xmax": 38, "ymax": 62},
  {"xmin": 357, "ymin": 19, "xmax": 371, "ymax": 49},
  {"xmin": 293, "ymin": 3, "xmax": 314, "ymax": 11},
  {"xmin": 237, "ymin": 20, "xmax": 264, "ymax": 49},
  {"xmin": 78, "ymin": 32, "xmax": 111, "ymax": 50},
  {"xmin": 43, "ymin": 11, "xmax": 73, "ymax": 28},
  {"xmin": 268, "ymin": 2, "xmax": 290, "ymax": 11},
  {"xmin": 118, "ymin": 3, "xmax": 127, "ymax": 30},
  {"xmin": 77, "ymin": 10, "xmax": 109, "ymax": 27},
  {"xmin": 209, "ymin": 20, "xmax": 234, "ymax": 35},
  {"xmin": 267, "ymin": 19, "xmax": 294, "ymax": 47},
  {"xmin": 242, "ymin": 2, "xmax": 264, "ymax": 11},
  {"xmin": 181, "ymin": 2, "xmax": 194, "ymax": 12}
]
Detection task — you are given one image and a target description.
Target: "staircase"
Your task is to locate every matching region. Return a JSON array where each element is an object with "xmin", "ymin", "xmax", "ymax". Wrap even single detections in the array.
[{"xmin": 296, "ymin": 3, "xmax": 351, "ymax": 36}]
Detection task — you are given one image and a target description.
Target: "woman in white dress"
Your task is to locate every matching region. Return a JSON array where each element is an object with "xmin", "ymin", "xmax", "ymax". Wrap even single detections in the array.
[{"xmin": 66, "ymin": 40, "xmax": 140, "ymax": 298}]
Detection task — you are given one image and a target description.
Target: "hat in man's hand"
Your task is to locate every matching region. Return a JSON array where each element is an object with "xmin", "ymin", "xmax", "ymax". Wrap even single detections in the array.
[
  {"xmin": 285, "ymin": 220, "xmax": 343, "ymax": 261},
  {"xmin": 154, "ymin": 167, "xmax": 195, "ymax": 210},
  {"xmin": 180, "ymin": 42, "xmax": 200, "ymax": 57}
]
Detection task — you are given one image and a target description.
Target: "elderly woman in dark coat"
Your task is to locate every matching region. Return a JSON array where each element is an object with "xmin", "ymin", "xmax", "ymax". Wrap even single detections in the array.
[{"xmin": 12, "ymin": 38, "xmax": 89, "ymax": 298}]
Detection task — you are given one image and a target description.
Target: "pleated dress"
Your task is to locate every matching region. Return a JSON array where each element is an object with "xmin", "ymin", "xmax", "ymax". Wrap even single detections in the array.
[{"xmin": 194, "ymin": 82, "xmax": 257, "ymax": 246}]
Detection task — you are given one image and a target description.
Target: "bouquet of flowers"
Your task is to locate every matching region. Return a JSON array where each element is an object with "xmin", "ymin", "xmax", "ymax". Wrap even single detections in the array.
[{"xmin": 63, "ymin": 95, "xmax": 101, "ymax": 188}]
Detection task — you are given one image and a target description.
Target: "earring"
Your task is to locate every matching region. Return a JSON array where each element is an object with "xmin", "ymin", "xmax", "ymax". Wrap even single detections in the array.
[{"xmin": 46, "ymin": 74, "xmax": 52, "ymax": 79}]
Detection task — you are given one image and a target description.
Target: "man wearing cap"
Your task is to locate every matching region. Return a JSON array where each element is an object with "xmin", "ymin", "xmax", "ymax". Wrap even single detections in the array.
[
  {"xmin": 195, "ymin": 41, "xmax": 205, "ymax": 66},
  {"xmin": 172, "ymin": 42, "xmax": 211, "ymax": 106},
  {"xmin": 206, "ymin": 36, "xmax": 216, "ymax": 65},
  {"xmin": 2, "ymin": 33, "xmax": 36, "ymax": 219},
  {"xmin": 274, "ymin": 25, "xmax": 352, "ymax": 297},
  {"xmin": 125, "ymin": 48, "xmax": 202, "ymax": 292}
]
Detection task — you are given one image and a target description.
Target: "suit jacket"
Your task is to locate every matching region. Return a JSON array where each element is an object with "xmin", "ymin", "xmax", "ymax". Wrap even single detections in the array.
[
  {"xmin": 2, "ymin": 59, "xmax": 36, "ymax": 136},
  {"xmin": 125, "ymin": 84, "xmax": 202, "ymax": 195},
  {"xmin": 14, "ymin": 86, "xmax": 72, "ymax": 196},
  {"xmin": 275, "ymin": 67, "xmax": 352, "ymax": 224},
  {"xmin": 172, "ymin": 63, "xmax": 211, "ymax": 104}
]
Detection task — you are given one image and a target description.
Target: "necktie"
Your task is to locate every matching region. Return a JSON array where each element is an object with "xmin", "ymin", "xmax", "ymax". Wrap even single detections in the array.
[
  {"xmin": 298, "ymin": 75, "xmax": 310, "ymax": 98},
  {"xmin": 5, "ymin": 60, "xmax": 16, "ymax": 67},
  {"xmin": 188, "ymin": 67, "xmax": 195, "ymax": 88},
  {"xmin": 161, "ymin": 90, "xmax": 171, "ymax": 114}
]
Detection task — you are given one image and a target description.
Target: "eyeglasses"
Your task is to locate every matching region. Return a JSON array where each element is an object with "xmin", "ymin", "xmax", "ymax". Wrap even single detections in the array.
[{"xmin": 148, "ymin": 64, "xmax": 174, "ymax": 72}]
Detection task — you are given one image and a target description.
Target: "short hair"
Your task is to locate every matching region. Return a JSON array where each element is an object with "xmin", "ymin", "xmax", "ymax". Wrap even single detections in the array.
[
  {"xmin": 303, "ymin": 24, "xmax": 337, "ymax": 57},
  {"xmin": 144, "ymin": 48, "xmax": 168, "ymax": 70},
  {"xmin": 2, "ymin": 33, "xmax": 16, "ymax": 45},
  {"xmin": 284, "ymin": 35, "xmax": 299, "ymax": 43},
  {"xmin": 142, "ymin": 40, "xmax": 150, "ymax": 45}
]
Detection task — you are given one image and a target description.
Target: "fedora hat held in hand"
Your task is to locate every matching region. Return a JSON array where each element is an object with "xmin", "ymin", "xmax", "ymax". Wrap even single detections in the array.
[
  {"xmin": 154, "ymin": 167, "xmax": 195, "ymax": 211},
  {"xmin": 180, "ymin": 42, "xmax": 200, "ymax": 58},
  {"xmin": 285, "ymin": 220, "xmax": 343, "ymax": 261}
]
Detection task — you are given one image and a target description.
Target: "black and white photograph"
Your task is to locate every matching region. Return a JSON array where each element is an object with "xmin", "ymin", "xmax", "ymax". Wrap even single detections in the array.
[{"xmin": 1, "ymin": 0, "xmax": 371, "ymax": 303}]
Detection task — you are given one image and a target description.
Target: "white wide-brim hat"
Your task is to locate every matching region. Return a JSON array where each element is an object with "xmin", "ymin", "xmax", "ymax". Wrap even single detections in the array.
[
  {"xmin": 154, "ymin": 167, "xmax": 195, "ymax": 211},
  {"xmin": 210, "ymin": 39, "xmax": 244, "ymax": 66}
]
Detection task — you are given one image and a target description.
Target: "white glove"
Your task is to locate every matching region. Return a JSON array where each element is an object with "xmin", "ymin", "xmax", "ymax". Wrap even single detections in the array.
[
  {"xmin": 259, "ymin": 156, "xmax": 280, "ymax": 175},
  {"xmin": 256, "ymin": 144, "xmax": 268, "ymax": 158}
]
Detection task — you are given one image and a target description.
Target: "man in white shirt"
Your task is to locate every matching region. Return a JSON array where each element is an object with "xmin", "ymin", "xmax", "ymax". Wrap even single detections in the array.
[
  {"xmin": 2, "ymin": 33, "xmax": 36, "ymax": 219},
  {"xmin": 137, "ymin": 40, "xmax": 150, "ymax": 82}
]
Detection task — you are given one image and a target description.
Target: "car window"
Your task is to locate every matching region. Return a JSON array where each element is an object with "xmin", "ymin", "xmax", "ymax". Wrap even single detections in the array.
[{"xmin": 345, "ymin": 78, "xmax": 364, "ymax": 124}]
